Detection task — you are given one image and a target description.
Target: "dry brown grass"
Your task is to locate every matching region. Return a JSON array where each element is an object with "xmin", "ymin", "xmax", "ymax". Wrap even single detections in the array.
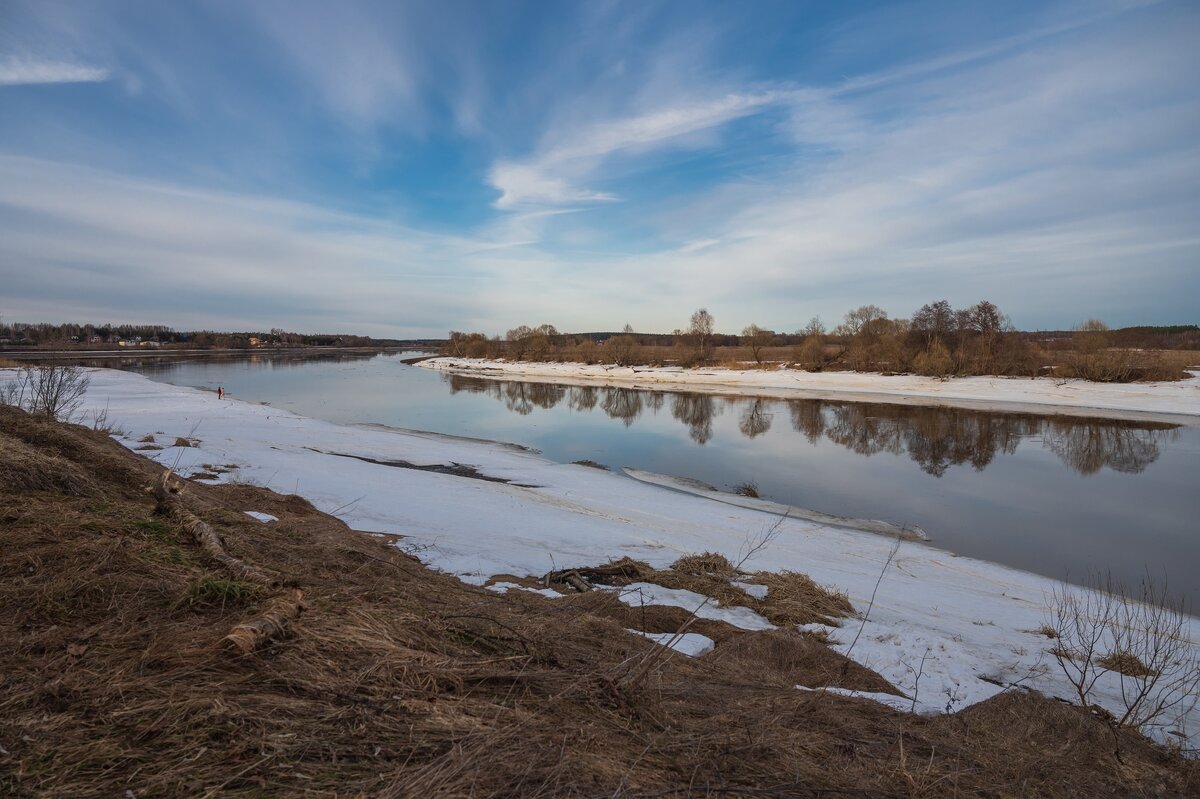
[
  {"xmin": 1099, "ymin": 650, "xmax": 1159, "ymax": 678},
  {"xmin": 671, "ymin": 551, "xmax": 738, "ymax": 579},
  {"xmin": 751, "ymin": 570, "xmax": 855, "ymax": 627},
  {"xmin": 1, "ymin": 405, "xmax": 1196, "ymax": 798},
  {"xmin": 0, "ymin": 435, "xmax": 97, "ymax": 496}
]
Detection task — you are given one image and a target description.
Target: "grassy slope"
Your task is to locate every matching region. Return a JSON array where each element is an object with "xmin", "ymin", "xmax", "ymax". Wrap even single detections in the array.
[{"xmin": 0, "ymin": 406, "xmax": 1195, "ymax": 797}]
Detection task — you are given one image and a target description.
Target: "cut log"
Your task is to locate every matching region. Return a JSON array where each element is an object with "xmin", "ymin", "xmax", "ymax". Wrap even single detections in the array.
[
  {"xmin": 224, "ymin": 588, "xmax": 306, "ymax": 654},
  {"xmin": 563, "ymin": 572, "xmax": 593, "ymax": 593}
]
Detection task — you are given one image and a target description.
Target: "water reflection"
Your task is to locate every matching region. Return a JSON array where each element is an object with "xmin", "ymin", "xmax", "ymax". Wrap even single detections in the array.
[
  {"xmin": 673, "ymin": 393, "xmax": 718, "ymax": 444},
  {"xmin": 444, "ymin": 374, "xmax": 1179, "ymax": 477},
  {"xmin": 88, "ymin": 350, "xmax": 385, "ymax": 373}
]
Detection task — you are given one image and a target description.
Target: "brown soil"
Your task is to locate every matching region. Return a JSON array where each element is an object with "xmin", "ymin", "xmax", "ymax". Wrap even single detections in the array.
[{"xmin": 1, "ymin": 405, "xmax": 1196, "ymax": 797}]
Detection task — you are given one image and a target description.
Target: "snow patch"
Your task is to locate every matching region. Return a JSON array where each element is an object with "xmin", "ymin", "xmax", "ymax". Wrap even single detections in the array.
[
  {"xmin": 617, "ymin": 582, "xmax": 775, "ymax": 631},
  {"xmin": 630, "ymin": 630, "xmax": 716, "ymax": 657},
  {"xmin": 486, "ymin": 582, "xmax": 564, "ymax": 599}
]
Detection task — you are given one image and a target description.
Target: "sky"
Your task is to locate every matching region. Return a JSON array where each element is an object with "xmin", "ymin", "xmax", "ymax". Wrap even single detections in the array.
[{"xmin": 0, "ymin": 0, "xmax": 1197, "ymax": 338}]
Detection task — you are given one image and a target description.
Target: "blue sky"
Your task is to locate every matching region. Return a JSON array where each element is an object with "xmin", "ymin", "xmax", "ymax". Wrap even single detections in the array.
[{"xmin": 1, "ymin": 0, "xmax": 1197, "ymax": 337}]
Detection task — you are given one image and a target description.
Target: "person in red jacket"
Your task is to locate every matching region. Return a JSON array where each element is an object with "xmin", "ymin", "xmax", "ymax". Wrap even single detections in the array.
[{"xmin": 217, "ymin": 386, "xmax": 224, "ymax": 400}]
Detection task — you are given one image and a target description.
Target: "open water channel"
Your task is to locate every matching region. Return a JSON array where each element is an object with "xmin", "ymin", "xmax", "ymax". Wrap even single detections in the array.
[{"xmin": 100, "ymin": 350, "xmax": 1199, "ymax": 606}]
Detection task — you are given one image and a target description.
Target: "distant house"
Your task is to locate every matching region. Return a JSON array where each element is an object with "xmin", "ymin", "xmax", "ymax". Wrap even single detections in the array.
[{"xmin": 248, "ymin": 337, "xmax": 262, "ymax": 347}]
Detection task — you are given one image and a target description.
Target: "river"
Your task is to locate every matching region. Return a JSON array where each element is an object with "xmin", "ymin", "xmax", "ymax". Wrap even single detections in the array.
[{"xmin": 96, "ymin": 349, "xmax": 1199, "ymax": 606}]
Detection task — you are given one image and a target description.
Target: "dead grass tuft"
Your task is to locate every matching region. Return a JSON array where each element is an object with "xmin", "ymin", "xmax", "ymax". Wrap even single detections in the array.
[
  {"xmin": 1099, "ymin": 650, "xmax": 1158, "ymax": 678},
  {"xmin": 671, "ymin": 551, "xmax": 737, "ymax": 578},
  {"xmin": 751, "ymin": 569, "xmax": 855, "ymax": 627}
]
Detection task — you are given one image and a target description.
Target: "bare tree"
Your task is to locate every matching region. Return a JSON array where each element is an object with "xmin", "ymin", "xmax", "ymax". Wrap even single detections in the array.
[
  {"xmin": 741, "ymin": 324, "xmax": 772, "ymax": 364},
  {"xmin": 836, "ymin": 304, "xmax": 889, "ymax": 340},
  {"xmin": 910, "ymin": 300, "xmax": 955, "ymax": 350},
  {"xmin": 688, "ymin": 308, "xmax": 715, "ymax": 363}
]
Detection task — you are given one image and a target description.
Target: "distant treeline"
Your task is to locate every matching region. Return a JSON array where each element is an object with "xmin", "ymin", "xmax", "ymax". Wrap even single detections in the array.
[
  {"xmin": 445, "ymin": 304, "xmax": 1196, "ymax": 382},
  {"xmin": 0, "ymin": 320, "xmax": 423, "ymax": 350}
]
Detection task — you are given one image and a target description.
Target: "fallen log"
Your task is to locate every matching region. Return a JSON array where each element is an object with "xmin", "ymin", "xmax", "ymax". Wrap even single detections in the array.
[
  {"xmin": 151, "ymin": 472, "xmax": 277, "ymax": 586},
  {"xmin": 150, "ymin": 470, "xmax": 303, "ymax": 654},
  {"xmin": 224, "ymin": 588, "xmax": 306, "ymax": 654}
]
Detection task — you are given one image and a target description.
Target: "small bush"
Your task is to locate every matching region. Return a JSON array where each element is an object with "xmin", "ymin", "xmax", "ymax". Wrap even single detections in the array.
[{"xmin": 733, "ymin": 481, "xmax": 760, "ymax": 498}]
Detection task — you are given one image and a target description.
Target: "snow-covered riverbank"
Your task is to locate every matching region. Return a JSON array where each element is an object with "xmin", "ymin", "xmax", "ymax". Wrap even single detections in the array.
[
  {"xmin": 16, "ymin": 368, "xmax": 1197, "ymax": 746},
  {"xmin": 419, "ymin": 358, "xmax": 1200, "ymax": 424}
]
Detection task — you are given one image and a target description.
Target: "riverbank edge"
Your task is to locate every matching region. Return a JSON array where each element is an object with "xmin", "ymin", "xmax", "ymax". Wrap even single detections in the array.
[
  {"xmin": 7, "ymin": 366, "xmax": 1197, "ymax": 748},
  {"xmin": 417, "ymin": 357, "xmax": 1200, "ymax": 425}
]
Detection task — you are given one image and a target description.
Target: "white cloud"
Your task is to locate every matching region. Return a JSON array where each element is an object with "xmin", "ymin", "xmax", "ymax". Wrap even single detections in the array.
[
  {"xmin": 489, "ymin": 91, "xmax": 788, "ymax": 209},
  {"xmin": 0, "ymin": 57, "xmax": 109, "ymax": 86},
  {"xmin": 0, "ymin": 156, "xmax": 513, "ymax": 335}
]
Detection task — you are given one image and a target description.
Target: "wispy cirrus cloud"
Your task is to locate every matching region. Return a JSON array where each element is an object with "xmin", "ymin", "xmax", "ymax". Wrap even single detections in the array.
[
  {"xmin": 0, "ymin": 56, "xmax": 109, "ymax": 86},
  {"xmin": 488, "ymin": 91, "xmax": 789, "ymax": 209}
]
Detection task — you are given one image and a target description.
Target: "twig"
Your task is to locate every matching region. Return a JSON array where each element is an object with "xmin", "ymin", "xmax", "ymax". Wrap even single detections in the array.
[{"xmin": 844, "ymin": 535, "xmax": 902, "ymax": 661}]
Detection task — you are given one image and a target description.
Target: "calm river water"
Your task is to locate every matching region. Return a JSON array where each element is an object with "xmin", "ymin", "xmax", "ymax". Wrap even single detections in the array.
[{"xmin": 108, "ymin": 351, "xmax": 1199, "ymax": 605}]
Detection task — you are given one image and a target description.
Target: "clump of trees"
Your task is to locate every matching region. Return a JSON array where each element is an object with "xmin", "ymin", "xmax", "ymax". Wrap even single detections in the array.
[{"xmin": 442, "ymin": 303, "xmax": 1189, "ymax": 383}]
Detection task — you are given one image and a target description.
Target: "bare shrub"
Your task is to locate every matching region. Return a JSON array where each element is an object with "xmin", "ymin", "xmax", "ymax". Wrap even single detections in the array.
[
  {"xmin": 796, "ymin": 335, "xmax": 828, "ymax": 371},
  {"xmin": 1048, "ymin": 571, "xmax": 1200, "ymax": 734},
  {"xmin": 741, "ymin": 324, "xmax": 773, "ymax": 364},
  {"xmin": 733, "ymin": 481, "xmax": 760, "ymax": 498},
  {"xmin": 913, "ymin": 339, "xmax": 954, "ymax": 378},
  {"xmin": 1, "ymin": 365, "xmax": 91, "ymax": 422}
]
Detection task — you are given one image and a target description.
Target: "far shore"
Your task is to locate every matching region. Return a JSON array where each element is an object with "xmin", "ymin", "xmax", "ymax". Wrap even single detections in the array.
[
  {"xmin": 0, "ymin": 345, "xmax": 430, "ymax": 361},
  {"xmin": 418, "ymin": 357, "xmax": 1200, "ymax": 425}
]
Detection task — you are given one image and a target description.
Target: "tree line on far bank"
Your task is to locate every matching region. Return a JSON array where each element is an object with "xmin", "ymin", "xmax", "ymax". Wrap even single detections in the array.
[
  {"xmin": 445, "ymin": 303, "xmax": 1197, "ymax": 382},
  {"xmin": 0, "ymin": 318, "xmax": 398, "ymax": 350}
]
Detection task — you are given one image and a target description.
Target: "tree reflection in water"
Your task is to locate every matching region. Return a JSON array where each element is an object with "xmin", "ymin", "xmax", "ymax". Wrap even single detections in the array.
[
  {"xmin": 1042, "ymin": 419, "xmax": 1173, "ymax": 475},
  {"xmin": 601, "ymin": 388, "xmax": 643, "ymax": 427},
  {"xmin": 443, "ymin": 374, "xmax": 1178, "ymax": 476},
  {"xmin": 670, "ymin": 393, "xmax": 718, "ymax": 444},
  {"xmin": 738, "ymin": 399, "xmax": 773, "ymax": 439}
]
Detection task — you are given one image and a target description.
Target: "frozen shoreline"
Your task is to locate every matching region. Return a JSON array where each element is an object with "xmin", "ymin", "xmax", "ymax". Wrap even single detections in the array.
[
  {"xmin": 418, "ymin": 357, "xmax": 1200, "ymax": 424},
  {"xmin": 11, "ymin": 367, "xmax": 1196, "ymax": 746}
]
